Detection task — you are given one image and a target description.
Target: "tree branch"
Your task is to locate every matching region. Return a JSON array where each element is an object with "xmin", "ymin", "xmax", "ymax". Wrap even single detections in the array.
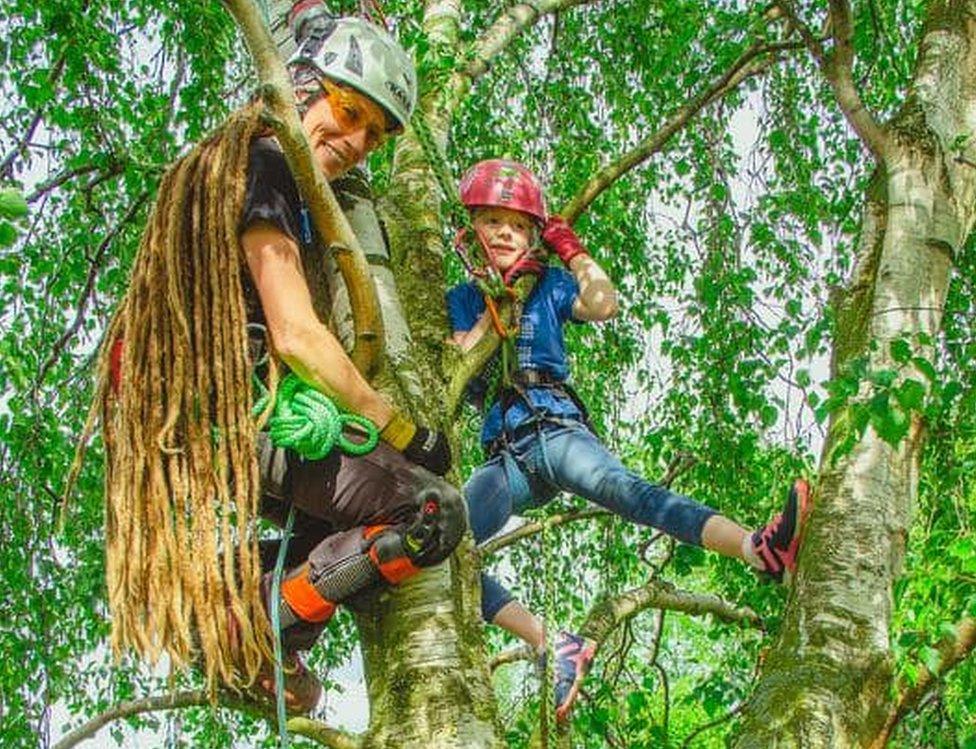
[
  {"xmin": 445, "ymin": 0, "xmax": 598, "ymax": 113},
  {"xmin": 0, "ymin": 51, "xmax": 69, "ymax": 180},
  {"xmin": 26, "ymin": 163, "xmax": 106, "ymax": 204},
  {"xmin": 52, "ymin": 689, "xmax": 360, "ymax": 749},
  {"xmin": 490, "ymin": 581, "xmax": 761, "ymax": 672},
  {"xmin": 778, "ymin": 0, "xmax": 888, "ymax": 161},
  {"xmin": 480, "ymin": 507, "xmax": 610, "ymax": 557},
  {"xmin": 826, "ymin": 0, "xmax": 888, "ymax": 159},
  {"xmin": 562, "ymin": 38, "xmax": 796, "ymax": 222},
  {"xmin": 445, "ymin": 273, "xmax": 536, "ymax": 416},
  {"xmin": 580, "ymin": 578, "xmax": 762, "ymax": 646},
  {"xmin": 869, "ymin": 618, "xmax": 976, "ymax": 749},
  {"xmin": 223, "ymin": 0, "xmax": 385, "ymax": 377}
]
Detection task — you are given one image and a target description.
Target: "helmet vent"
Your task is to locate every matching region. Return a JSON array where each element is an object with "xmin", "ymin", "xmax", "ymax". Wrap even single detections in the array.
[{"xmin": 345, "ymin": 35, "xmax": 364, "ymax": 77}]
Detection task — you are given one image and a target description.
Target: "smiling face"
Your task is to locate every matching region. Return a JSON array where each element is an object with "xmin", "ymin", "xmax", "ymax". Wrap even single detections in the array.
[
  {"xmin": 300, "ymin": 80, "xmax": 392, "ymax": 178},
  {"xmin": 471, "ymin": 206, "xmax": 538, "ymax": 272}
]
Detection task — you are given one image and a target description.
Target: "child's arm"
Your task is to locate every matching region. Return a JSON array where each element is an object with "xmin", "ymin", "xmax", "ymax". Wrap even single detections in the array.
[
  {"xmin": 568, "ymin": 253, "xmax": 618, "ymax": 322},
  {"xmin": 451, "ymin": 308, "xmax": 494, "ymax": 351},
  {"xmin": 542, "ymin": 216, "xmax": 619, "ymax": 322}
]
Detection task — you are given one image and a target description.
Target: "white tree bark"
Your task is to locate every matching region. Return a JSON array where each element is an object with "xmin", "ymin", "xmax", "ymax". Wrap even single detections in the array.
[{"xmin": 737, "ymin": 2, "xmax": 976, "ymax": 746}]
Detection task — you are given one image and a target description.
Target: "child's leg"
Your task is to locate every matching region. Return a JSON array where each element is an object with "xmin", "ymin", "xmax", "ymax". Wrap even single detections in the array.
[
  {"xmin": 493, "ymin": 600, "xmax": 545, "ymax": 651},
  {"xmin": 533, "ymin": 422, "xmax": 719, "ymax": 547},
  {"xmin": 534, "ymin": 421, "xmax": 810, "ymax": 581},
  {"xmin": 465, "ymin": 452, "xmax": 540, "ymax": 635}
]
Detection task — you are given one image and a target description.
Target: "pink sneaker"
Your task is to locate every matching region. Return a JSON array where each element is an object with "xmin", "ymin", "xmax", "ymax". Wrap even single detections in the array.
[{"xmin": 751, "ymin": 478, "xmax": 812, "ymax": 584}]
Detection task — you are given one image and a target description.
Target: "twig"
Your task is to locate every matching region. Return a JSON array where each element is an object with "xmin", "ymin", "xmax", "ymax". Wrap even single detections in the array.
[
  {"xmin": 51, "ymin": 689, "xmax": 360, "ymax": 749},
  {"xmin": 0, "ymin": 51, "xmax": 69, "ymax": 179},
  {"xmin": 480, "ymin": 507, "xmax": 610, "ymax": 557},
  {"xmin": 562, "ymin": 39, "xmax": 799, "ymax": 221},
  {"xmin": 679, "ymin": 701, "xmax": 745, "ymax": 748},
  {"xmin": 34, "ymin": 191, "xmax": 150, "ymax": 388},
  {"xmin": 869, "ymin": 618, "xmax": 976, "ymax": 749},
  {"xmin": 26, "ymin": 164, "xmax": 104, "ymax": 204}
]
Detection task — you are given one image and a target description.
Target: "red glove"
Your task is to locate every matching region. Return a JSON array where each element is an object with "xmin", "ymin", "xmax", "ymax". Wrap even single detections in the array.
[{"xmin": 541, "ymin": 215, "xmax": 588, "ymax": 267}]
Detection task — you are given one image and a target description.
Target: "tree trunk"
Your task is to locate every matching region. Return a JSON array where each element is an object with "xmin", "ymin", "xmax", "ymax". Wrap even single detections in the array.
[
  {"xmin": 737, "ymin": 3, "xmax": 976, "ymax": 746},
  {"xmin": 264, "ymin": 2, "xmax": 502, "ymax": 745}
]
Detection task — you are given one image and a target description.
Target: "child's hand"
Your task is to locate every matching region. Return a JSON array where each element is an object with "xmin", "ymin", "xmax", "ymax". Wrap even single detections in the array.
[{"xmin": 541, "ymin": 215, "xmax": 587, "ymax": 266}]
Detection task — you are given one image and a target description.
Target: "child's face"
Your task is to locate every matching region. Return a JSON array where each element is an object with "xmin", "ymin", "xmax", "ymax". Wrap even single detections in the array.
[{"xmin": 471, "ymin": 206, "xmax": 537, "ymax": 272}]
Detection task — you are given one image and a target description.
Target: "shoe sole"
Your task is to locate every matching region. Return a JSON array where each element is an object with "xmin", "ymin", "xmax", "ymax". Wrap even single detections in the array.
[{"xmin": 782, "ymin": 478, "xmax": 812, "ymax": 586}]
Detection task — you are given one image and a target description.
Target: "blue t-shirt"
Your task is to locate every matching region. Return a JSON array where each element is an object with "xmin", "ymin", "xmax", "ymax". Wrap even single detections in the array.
[{"xmin": 446, "ymin": 267, "xmax": 584, "ymax": 444}]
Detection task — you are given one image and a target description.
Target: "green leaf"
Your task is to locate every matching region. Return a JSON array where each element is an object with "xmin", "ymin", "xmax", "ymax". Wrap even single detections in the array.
[
  {"xmin": 919, "ymin": 645, "xmax": 942, "ymax": 674},
  {"xmin": 871, "ymin": 404, "xmax": 909, "ymax": 446},
  {"xmin": 868, "ymin": 368, "xmax": 897, "ymax": 388},
  {"xmin": 911, "ymin": 356, "xmax": 938, "ymax": 381},
  {"xmin": 894, "ymin": 379, "xmax": 926, "ymax": 411},
  {"xmin": 0, "ymin": 222, "xmax": 16, "ymax": 247},
  {"xmin": 890, "ymin": 338, "xmax": 911, "ymax": 363},
  {"xmin": 0, "ymin": 188, "xmax": 28, "ymax": 219}
]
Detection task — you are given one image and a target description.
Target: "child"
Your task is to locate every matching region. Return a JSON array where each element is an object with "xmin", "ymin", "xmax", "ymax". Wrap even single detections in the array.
[{"xmin": 447, "ymin": 159, "xmax": 810, "ymax": 720}]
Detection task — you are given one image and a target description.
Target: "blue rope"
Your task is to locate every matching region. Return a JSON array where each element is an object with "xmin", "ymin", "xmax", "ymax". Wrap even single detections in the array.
[{"xmin": 270, "ymin": 505, "xmax": 296, "ymax": 748}]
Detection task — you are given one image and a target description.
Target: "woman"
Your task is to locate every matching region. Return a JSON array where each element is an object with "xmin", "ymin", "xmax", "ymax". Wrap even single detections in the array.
[{"xmin": 447, "ymin": 159, "xmax": 810, "ymax": 720}]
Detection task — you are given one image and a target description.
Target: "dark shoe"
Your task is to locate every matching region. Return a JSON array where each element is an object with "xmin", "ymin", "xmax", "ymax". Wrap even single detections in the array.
[
  {"xmin": 226, "ymin": 592, "xmax": 324, "ymax": 715},
  {"xmin": 553, "ymin": 631, "xmax": 595, "ymax": 721},
  {"xmin": 252, "ymin": 651, "xmax": 323, "ymax": 715},
  {"xmin": 751, "ymin": 478, "xmax": 812, "ymax": 584}
]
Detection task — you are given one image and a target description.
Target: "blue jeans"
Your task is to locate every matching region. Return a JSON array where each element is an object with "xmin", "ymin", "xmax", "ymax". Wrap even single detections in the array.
[{"xmin": 465, "ymin": 419, "xmax": 717, "ymax": 621}]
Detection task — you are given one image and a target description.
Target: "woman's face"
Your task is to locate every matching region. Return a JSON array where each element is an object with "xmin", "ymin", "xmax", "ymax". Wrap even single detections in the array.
[
  {"xmin": 471, "ymin": 206, "xmax": 537, "ymax": 272},
  {"xmin": 301, "ymin": 82, "xmax": 390, "ymax": 178}
]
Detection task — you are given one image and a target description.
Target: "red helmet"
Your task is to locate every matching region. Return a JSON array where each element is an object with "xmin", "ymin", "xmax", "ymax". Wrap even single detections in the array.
[{"xmin": 458, "ymin": 159, "xmax": 547, "ymax": 224}]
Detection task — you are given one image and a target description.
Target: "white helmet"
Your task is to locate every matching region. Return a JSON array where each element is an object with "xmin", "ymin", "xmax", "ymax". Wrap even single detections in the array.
[{"xmin": 288, "ymin": 16, "xmax": 417, "ymax": 131}]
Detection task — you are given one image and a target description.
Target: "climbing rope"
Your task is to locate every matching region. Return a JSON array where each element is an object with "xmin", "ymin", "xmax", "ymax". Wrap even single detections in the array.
[
  {"xmin": 269, "ymin": 505, "xmax": 297, "ymax": 749},
  {"xmin": 253, "ymin": 373, "xmax": 379, "ymax": 459},
  {"xmin": 540, "ymin": 517, "xmax": 557, "ymax": 747},
  {"xmin": 252, "ymin": 370, "xmax": 379, "ymax": 745}
]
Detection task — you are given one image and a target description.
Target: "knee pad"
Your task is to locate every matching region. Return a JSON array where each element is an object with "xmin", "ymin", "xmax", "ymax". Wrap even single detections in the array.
[
  {"xmin": 274, "ymin": 526, "xmax": 381, "ymax": 630},
  {"xmin": 402, "ymin": 478, "xmax": 466, "ymax": 568}
]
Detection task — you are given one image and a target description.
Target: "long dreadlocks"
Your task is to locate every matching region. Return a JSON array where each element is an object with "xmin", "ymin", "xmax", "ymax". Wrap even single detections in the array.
[{"xmin": 86, "ymin": 102, "xmax": 274, "ymax": 693}]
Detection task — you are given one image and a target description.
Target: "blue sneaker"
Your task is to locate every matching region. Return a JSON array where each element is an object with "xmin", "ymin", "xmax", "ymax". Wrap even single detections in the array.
[{"xmin": 553, "ymin": 631, "xmax": 595, "ymax": 721}]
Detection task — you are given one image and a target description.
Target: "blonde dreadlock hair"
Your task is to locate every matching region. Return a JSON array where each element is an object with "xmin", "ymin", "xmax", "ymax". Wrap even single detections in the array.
[{"xmin": 86, "ymin": 102, "xmax": 277, "ymax": 693}]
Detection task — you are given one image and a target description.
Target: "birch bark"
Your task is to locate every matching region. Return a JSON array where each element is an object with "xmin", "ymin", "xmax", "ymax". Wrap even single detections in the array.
[{"xmin": 736, "ymin": 3, "xmax": 976, "ymax": 745}]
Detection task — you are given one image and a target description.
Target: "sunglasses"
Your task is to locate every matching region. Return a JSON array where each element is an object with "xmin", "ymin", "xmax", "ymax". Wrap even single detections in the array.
[{"xmin": 318, "ymin": 79, "xmax": 400, "ymax": 151}]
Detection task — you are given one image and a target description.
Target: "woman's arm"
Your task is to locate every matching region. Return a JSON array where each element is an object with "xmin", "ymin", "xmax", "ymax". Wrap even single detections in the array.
[{"xmin": 242, "ymin": 221, "xmax": 395, "ymax": 426}]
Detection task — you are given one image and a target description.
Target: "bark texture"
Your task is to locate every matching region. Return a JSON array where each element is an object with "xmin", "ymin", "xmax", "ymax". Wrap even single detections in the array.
[
  {"xmin": 736, "ymin": 3, "xmax": 976, "ymax": 746},
  {"xmin": 260, "ymin": 1, "xmax": 503, "ymax": 745}
]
